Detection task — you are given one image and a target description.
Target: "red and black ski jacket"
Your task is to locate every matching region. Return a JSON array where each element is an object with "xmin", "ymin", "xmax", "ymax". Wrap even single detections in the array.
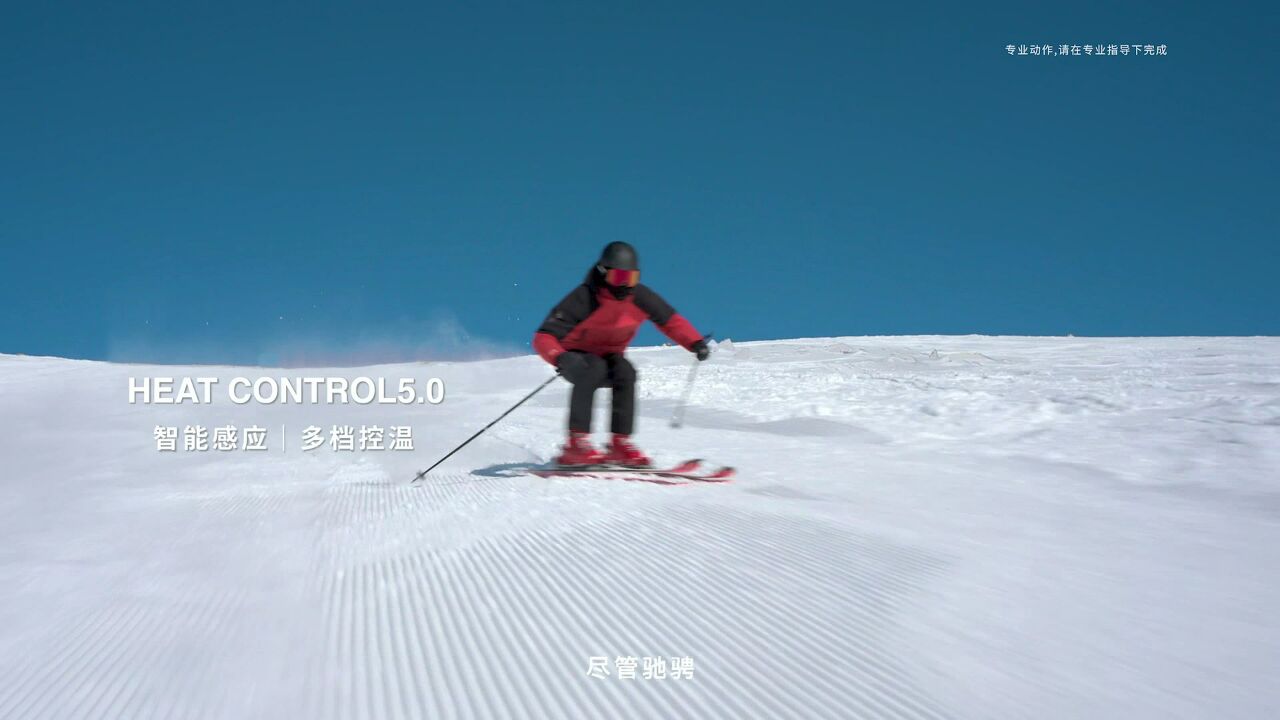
[{"xmin": 533, "ymin": 268, "xmax": 703, "ymax": 365}]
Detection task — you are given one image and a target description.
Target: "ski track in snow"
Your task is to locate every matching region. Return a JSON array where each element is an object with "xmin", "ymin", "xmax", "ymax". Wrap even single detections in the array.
[{"xmin": 1, "ymin": 336, "xmax": 1279, "ymax": 719}]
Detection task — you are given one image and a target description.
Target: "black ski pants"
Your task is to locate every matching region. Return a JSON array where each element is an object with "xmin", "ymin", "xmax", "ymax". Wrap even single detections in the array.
[{"xmin": 565, "ymin": 352, "xmax": 636, "ymax": 435}]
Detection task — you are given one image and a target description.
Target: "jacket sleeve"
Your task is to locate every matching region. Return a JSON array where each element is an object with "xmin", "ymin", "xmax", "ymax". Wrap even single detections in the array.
[
  {"xmin": 533, "ymin": 285, "xmax": 594, "ymax": 365},
  {"xmin": 532, "ymin": 332, "xmax": 566, "ymax": 365},
  {"xmin": 633, "ymin": 285, "xmax": 704, "ymax": 350}
]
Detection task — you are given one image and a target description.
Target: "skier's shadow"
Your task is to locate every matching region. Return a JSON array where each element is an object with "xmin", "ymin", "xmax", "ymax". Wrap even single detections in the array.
[
  {"xmin": 469, "ymin": 461, "xmax": 686, "ymax": 487},
  {"xmin": 471, "ymin": 461, "xmax": 544, "ymax": 478}
]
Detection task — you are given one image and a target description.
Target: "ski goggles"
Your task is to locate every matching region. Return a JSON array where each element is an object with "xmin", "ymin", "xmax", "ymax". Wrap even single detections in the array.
[{"xmin": 603, "ymin": 267, "xmax": 640, "ymax": 287}]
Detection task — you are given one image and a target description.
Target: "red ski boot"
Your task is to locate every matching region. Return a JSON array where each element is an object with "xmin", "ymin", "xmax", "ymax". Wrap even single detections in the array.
[
  {"xmin": 604, "ymin": 434, "xmax": 652, "ymax": 468},
  {"xmin": 554, "ymin": 432, "xmax": 605, "ymax": 467}
]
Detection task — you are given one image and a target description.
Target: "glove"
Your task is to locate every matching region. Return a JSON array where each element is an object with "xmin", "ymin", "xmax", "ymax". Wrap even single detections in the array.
[
  {"xmin": 691, "ymin": 338, "xmax": 710, "ymax": 362},
  {"xmin": 556, "ymin": 351, "xmax": 592, "ymax": 384}
]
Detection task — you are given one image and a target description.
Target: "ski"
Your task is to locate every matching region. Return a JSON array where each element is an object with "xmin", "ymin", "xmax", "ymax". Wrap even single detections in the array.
[
  {"xmin": 536, "ymin": 458, "xmax": 702, "ymax": 475},
  {"xmin": 528, "ymin": 458, "xmax": 735, "ymax": 483}
]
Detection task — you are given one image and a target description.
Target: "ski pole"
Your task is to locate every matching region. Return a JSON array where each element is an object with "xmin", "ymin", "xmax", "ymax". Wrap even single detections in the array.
[
  {"xmin": 670, "ymin": 333, "xmax": 712, "ymax": 429},
  {"xmin": 413, "ymin": 374, "xmax": 559, "ymax": 482}
]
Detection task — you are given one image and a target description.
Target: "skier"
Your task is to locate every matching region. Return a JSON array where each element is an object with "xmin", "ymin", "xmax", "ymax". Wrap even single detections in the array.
[{"xmin": 533, "ymin": 241, "xmax": 710, "ymax": 467}]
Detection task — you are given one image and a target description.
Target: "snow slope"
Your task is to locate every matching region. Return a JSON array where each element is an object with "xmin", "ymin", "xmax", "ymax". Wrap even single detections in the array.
[{"xmin": 1, "ymin": 336, "xmax": 1278, "ymax": 719}]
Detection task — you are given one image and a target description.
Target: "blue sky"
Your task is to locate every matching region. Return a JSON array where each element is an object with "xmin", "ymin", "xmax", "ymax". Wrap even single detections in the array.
[{"xmin": 2, "ymin": 2, "xmax": 1276, "ymax": 364}]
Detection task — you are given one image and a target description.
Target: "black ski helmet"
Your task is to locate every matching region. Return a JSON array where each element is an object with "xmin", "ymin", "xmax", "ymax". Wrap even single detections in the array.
[{"xmin": 598, "ymin": 241, "xmax": 639, "ymax": 271}]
